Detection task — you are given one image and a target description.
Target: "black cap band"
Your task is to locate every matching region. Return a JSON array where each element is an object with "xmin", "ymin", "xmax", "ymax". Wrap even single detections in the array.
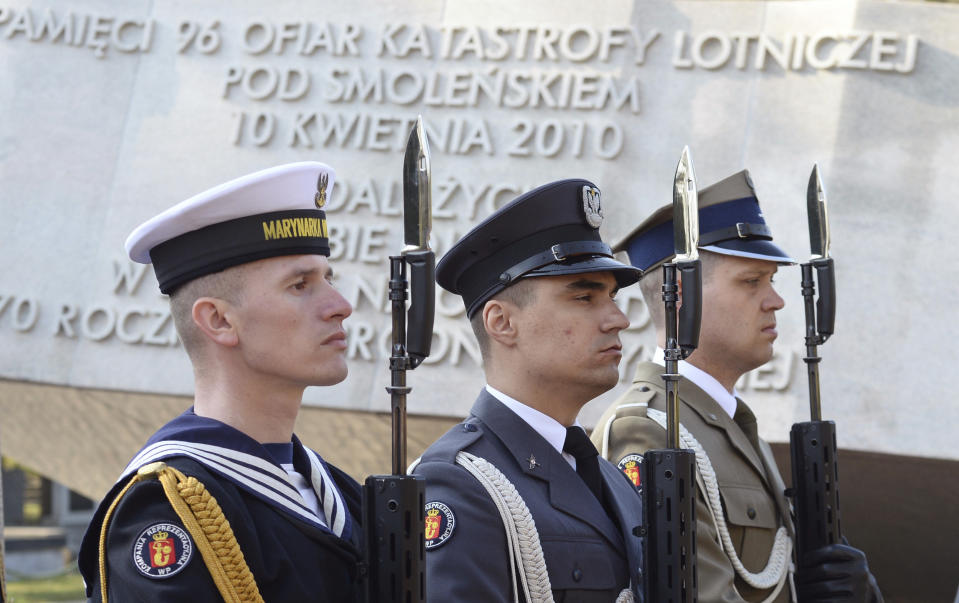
[{"xmin": 151, "ymin": 209, "xmax": 329, "ymax": 294}]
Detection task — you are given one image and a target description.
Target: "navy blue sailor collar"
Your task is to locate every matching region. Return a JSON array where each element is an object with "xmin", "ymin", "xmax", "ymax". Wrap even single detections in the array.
[{"xmin": 121, "ymin": 408, "xmax": 351, "ymax": 540}]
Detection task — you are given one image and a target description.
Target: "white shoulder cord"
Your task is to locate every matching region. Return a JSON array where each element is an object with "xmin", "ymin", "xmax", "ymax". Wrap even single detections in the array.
[
  {"xmin": 455, "ymin": 452, "xmax": 553, "ymax": 603},
  {"xmin": 453, "ymin": 452, "xmax": 636, "ymax": 603},
  {"xmin": 599, "ymin": 405, "xmax": 791, "ymax": 601},
  {"xmin": 642, "ymin": 408, "xmax": 792, "ymax": 601}
]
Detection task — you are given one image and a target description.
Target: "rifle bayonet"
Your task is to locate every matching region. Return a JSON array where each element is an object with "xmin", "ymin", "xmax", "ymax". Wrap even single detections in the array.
[
  {"xmin": 791, "ymin": 164, "xmax": 842, "ymax": 564},
  {"xmin": 673, "ymin": 147, "xmax": 702, "ymax": 360},
  {"xmin": 363, "ymin": 117, "xmax": 433, "ymax": 603},
  {"xmin": 645, "ymin": 149, "xmax": 701, "ymax": 603},
  {"xmin": 807, "ymin": 164, "xmax": 830, "ymax": 260},
  {"xmin": 400, "ymin": 116, "xmax": 435, "ymax": 368},
  {"xmin": 673, "ymin": 146, "xmax": 699, "ymax": 263},
  {"xmin": 403, "ymin": 117, "xmax": 432, "ymax": 254}
]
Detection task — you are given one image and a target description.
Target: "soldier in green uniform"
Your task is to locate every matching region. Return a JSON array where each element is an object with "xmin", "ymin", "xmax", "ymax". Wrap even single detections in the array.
[{"xmin": 593, "ymin": 170, "xmax": 881, "ymax": 602}]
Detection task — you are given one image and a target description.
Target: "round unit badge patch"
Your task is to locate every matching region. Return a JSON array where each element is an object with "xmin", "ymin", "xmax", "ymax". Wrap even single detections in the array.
[
  {"xmin": 133, "ymin": 522, "xmax": 193, "ymax": 579},
  {"xmin": 617, "ymin": 454, "xmax": 644, "ymax": 490},
  {"xmin": 424, "ymin": 501, "xmax": 455, "ymax": 550}
]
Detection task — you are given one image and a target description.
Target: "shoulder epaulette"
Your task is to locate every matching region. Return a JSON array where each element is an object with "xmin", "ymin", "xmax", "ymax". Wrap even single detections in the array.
[
  {"xmin": 98, "ymin": 462, "xmax": 264, "ymax": 603},
  {"xmin": 614, "ymin": 387, "xmax": 657, "ymax": 420},
  {"xmin": 418, "ymin": 419, "xmax": 484, "ymax": 465}
]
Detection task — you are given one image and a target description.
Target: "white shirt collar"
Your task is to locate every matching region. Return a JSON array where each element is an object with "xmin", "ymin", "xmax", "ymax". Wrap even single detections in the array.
[
  {"xmin": 485, "ymin": 384, "xmax": 577, "ymax": 468},
  {"xmin": 652, "ymin": 347, "xmax": 739, "ymax": 419}
]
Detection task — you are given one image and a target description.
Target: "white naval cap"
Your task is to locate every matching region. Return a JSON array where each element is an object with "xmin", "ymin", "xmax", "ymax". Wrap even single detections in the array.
[{"xmin": 125, "ymin": 162, "xmax": 335, "ymax": 294}]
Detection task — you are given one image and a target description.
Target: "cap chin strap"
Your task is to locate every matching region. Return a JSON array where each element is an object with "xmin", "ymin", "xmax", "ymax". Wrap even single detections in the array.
[
  {"xmin": 698, "ymin": 222, "xmax": 771, "ymax": 246},
  {"xmin": 497, "ymin": 241, "xmax": 613, "ymax": 284},
  {"xmin": 464, "ymin": 240, "xmax": 614, "ymax": 318}
]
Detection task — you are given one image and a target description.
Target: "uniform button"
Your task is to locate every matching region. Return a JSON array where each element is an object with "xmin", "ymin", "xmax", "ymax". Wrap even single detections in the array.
[
  {"xmin": 572, "ymin": 568, "xmax": 583, "ymax": 582},
  {"xmin": 463, "ymin": 423, "xmax": 477, "ymax": 432},
  {"xmin": 747, "ymin": 507, "xmax": 757, "ymax": 519},
  {"xmin": 639, "ymin": 386, "xmax": 650, "ymax": 392}
]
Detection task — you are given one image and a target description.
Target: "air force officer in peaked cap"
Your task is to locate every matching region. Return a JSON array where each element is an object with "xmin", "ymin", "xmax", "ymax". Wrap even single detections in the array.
[
  {"xmin": 413, "ymin": 179, "xmax": 648, "ymax": 601},
  {"xmin": 78, "ymin": 163, "xmax": 367, "ymax": 602}
]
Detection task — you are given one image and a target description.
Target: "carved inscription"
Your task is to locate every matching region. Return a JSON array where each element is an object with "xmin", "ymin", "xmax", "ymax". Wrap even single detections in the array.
[
  {"xmin": 0, "ymin": 9, "xmax": 921, "ymax": 159},
  {"xmin": 0, "ymin": 6, "xmax": 913, "ymax": 395}
]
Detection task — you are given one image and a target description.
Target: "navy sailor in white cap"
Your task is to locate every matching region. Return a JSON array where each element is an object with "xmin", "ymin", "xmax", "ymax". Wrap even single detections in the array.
[
  {"xmin": 78, "ymin": 163, "xmax": 364, "ymax": 602},
  {"xmin": 593, "ymin": 170, "xmax": 881, "ymax": 603},
  {"xmin": 411, "ymin": 179, "xmax": 647, "ymax": 602}
]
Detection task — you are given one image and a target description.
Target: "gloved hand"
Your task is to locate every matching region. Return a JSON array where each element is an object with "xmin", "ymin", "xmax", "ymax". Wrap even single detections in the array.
[{"xmin": 795, "ymin": 543, "xmax": 882, "ymax": 602}]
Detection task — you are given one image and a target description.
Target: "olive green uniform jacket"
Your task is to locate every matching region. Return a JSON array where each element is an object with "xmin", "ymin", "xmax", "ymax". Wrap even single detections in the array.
[{"xmin": 592, "ymin": 362, "xmax": 794, "ymax": 603}]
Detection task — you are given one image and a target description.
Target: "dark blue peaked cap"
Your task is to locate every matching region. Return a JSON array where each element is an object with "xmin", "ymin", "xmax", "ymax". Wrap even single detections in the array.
[
  {"xmin": 614, "ymin": 170, "xmax": 795, "ymax": 273},
  {"xmin": 437, "ymin": 179, "xmax": 642, "ymax": 319}
]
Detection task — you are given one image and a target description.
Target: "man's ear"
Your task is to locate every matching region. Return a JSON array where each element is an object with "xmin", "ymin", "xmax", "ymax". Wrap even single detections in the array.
[
  {"xmin": 192, "ymin": 297, "xmax": 239, "ymax": 347},
  {"xmin": 483, "ymin": 299, "xmax": 518, "ymax": 348}
]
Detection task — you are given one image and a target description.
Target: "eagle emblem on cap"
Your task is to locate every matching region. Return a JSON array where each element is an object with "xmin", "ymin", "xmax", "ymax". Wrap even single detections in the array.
[
  {"xmin": 315, "ymin": 173, "xmax": 329, "ymax": 208},
  {"xmin": 582, "ymin": 185, "xmax": 603, "ymax": 228}
]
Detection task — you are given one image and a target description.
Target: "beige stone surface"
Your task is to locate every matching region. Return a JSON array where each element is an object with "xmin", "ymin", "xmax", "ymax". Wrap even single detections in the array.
[
  {"xmin": 0, "ymin": 0, "xmax": 957, "ymax": 459},
  {"xmin": 0, "ymin": 379, "xmax": 457, "ymax": 501}
]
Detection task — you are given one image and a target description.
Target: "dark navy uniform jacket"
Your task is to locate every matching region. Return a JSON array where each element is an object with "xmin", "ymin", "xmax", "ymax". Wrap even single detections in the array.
[
  {"xmin": 78, "ymin": 410, "xmax": 364, "ymax": 602},
  {"xmin": 413, "ymin": 391, "xmax": 645, "ymax": 602}
]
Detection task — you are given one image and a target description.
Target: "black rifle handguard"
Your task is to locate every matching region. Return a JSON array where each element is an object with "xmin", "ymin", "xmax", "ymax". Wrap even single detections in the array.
[
  {"xmin": 644, "ymin": 448, "xmax": 697, "ymax": 603},
  {"xmin": 789, "ymin": 420, "xmax": 842, "ymax": 559},
  {"xmin": 405, "ymin": 250, "xmax": 435, "ymax": 368},
  {"xmin": 812, "ymin": 257, "xmax": 836, "ymax": 339},
  {"xmin": 363, "ymin": 474, "xmax": 426, "ymax": 603},
  {"xmin": 677, "ymin": 259, "xmax": 702, "ymax": 358}
]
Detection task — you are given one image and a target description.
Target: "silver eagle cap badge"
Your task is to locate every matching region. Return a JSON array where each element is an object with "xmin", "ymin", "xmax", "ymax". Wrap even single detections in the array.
[{"xmin": 582, "ymin": 185, "xmax": 603, "ymax": 228}]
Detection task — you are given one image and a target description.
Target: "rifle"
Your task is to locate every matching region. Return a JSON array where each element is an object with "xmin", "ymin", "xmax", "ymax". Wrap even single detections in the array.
[
  {"xmin": 642, "ymin": 147, "xmax": 702, "ymax": 603},
  {"xmin": 789, "ymin": 165, "xmax": 842, "ymax": 561},
  {"xmin": 363, "ymin": 116, "xmax": 435, "ymax": 603}
]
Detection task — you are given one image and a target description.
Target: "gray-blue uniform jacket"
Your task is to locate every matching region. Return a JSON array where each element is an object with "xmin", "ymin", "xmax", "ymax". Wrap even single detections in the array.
[{"xmin": 413, "ymin": 391, "xmax": 645, "ymax": 602}]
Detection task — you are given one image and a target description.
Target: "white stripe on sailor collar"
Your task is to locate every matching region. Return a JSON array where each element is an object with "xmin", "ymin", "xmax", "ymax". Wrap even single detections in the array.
[
  {"xmin": 122, "ymin": 440, "xmax": 330, "ymax": 531},
  {"xmin": 305, "ymin": 448, "xmax": 347, "ymax": 537},
  {"xmin": 127, "ymin": 442, "xmax": 302, "ymax": 502},
  {"xmin": 127, "ymin": 440, "xmax": 293, "ymax": 485}
]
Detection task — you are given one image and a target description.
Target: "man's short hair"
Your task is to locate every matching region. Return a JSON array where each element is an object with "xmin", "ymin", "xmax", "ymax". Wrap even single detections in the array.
[
  {"xmin": 639, "ymin": 250, "xmax": 719, "ymax": 331},
  {"xmin": 169, "ymin": 266, "xmax": 248, "ymax": 363},
  {"xmin": 469, "ymin": 278, "xmax": 537, "ymax": 362}
]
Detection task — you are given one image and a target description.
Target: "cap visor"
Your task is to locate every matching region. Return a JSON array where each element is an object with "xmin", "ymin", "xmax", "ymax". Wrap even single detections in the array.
[
  {"xmin": 525, "ymin": 256, "xmax": 642, "ymax": 287},
  {"xmin": 702, "ymin": 240, "xmax": 795, "ymax": 264}
]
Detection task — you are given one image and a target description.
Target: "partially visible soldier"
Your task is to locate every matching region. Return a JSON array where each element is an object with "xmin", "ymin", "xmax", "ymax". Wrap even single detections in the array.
[
  {"xmin": 412, "ymin": 180, "xmax": 646, "ymax": 601},
  {"xmin": 593, "ymin": 171, "xmax": 881, "ymax": 602},
  {"xmin": 1, "ymin": 431, "xmax": 6, "ymax": 603},
  {"xmin": 78, "ymin": 163, "xmax": 365, "ymax": 601}
]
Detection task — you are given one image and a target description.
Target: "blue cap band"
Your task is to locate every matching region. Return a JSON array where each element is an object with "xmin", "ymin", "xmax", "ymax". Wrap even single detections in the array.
[{"xmin": 623, "ymin": 196, "xmax": 792, "ymax": 272}]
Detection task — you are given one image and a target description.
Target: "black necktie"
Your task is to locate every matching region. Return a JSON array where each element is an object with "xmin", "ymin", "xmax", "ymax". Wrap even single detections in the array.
[{"xmin": 563, "ymin": 426, "xmax": 605, "ymax": 507}]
